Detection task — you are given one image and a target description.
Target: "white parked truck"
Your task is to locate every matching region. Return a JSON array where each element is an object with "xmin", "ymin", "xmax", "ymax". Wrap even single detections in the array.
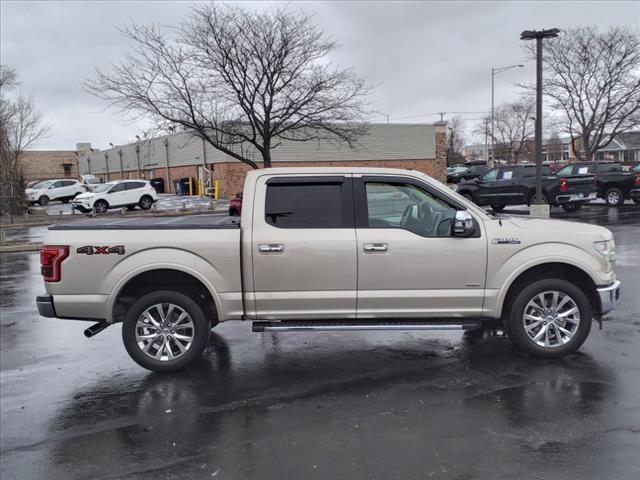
[{"xmin": 37, "ymin": 167, "xmax": 621, "ymax": 371}]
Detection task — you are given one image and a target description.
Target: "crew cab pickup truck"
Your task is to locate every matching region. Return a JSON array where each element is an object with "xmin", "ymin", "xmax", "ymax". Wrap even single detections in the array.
[
  {"xmin": 36, "ymin": 167, "xmax": 621, "ymax": 372},
  {"xmin": 456, "ymin": 164, "xmax": 596, "ymax": 212},
  {"xmin": 554, "ymin": 161, "xmax": 640, "ymax": 207}
]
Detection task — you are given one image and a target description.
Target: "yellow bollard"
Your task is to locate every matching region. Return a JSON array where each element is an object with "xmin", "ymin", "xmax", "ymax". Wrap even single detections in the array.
[
  {"xmin": 198, "ymin": 178, "xmax": 204, "ymax": 196},
  {"xmin": 188, "ymin": 177, "xmax": 193, "ymax": 196},
  {"xmin": 213, "ymin": 179, "xmax": 219, "ymax": 200}
]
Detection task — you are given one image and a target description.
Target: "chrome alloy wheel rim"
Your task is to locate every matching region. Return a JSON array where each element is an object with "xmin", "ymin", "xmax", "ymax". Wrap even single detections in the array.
[
  {"xmin": 523, "ymin": 291, "xmax": 580, "ymax": 348},
  {"xmin": 607, "ymin": 191, "xmax": 620, "ymax": 205},
  {"xmin": 136, "ymin": 303, "xmax": 194, "ymax": 361}
]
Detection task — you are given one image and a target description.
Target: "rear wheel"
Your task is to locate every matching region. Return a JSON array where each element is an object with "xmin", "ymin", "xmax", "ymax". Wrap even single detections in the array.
[
  {"xmin": 38, "ymin": 195, "xmax": 49, "ymax": 206},
  {"xmin": 122, "ymin": 290, "xmax": 210, "ymax": 372},
  {"xmin": 94, "ymin": 200, "xmax": 108, "ymax": 214},
  {"xmin": 139, "ymin": 195, "xmax": 153, "ymax": 210},
  {"xmin": 605, "ymin": 188, "xmax": 624, "ymax": 207},
  {"xmin": 508, "ymin": 278, "xmax": 592, "ymax": 358},
  {"xmin": 561, "ymin": 202, "xmax": 582, "ymax": 212},
  {"xmin": 527, "ymin": 191, "xmax": 549, "ymax": 206}
]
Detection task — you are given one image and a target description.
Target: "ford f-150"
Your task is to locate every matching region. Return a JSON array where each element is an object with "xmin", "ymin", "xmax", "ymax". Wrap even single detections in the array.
[{"xmin": 36, "ymin": 167, "xmax": 621, "ymax": 372}]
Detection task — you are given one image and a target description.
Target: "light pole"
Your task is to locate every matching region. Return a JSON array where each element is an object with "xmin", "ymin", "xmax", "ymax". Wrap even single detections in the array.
[
  {"xmin": 520, "ymin": 28, "xmax": 559, "ymax": 207},
  {"xmin": 491, "ymin": 64, "xmax": 524, "ymax": 166}
]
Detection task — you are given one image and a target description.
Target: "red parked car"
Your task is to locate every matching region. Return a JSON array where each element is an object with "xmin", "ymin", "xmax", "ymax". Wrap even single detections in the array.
[{"xmin": 229, "ymin": 192, "xmax": 242, "ymax": 216}]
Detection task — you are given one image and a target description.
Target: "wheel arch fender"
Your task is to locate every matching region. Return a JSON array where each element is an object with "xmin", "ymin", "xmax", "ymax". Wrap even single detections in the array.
[
  {"xmin": 103, "ymin": 248, "xmax": 226, "ymax": 323},
  {"xmin": 488, "ymin": 244, "xmax": 604, "ymax": 319}
]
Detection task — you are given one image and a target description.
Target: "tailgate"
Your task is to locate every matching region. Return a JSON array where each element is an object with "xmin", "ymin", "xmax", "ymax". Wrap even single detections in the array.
[{"xmin": 563, "ymin": 174, "xmax": 596, "ymax": 194}]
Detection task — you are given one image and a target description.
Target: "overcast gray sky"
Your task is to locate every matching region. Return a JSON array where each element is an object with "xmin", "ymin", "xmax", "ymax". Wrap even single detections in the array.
[{"xmin": 1, "ymin": 0, "xmax": 638, "ymax": 150}]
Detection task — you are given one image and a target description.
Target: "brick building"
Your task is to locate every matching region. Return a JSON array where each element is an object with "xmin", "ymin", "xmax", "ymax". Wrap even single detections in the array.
[
  {"xmin": 77, "ymin": 123, "xmax": 447, "ymax": 196},
  {"xmin": 19, "ymin": 150, "xmax": 79, "ymax": 182}
]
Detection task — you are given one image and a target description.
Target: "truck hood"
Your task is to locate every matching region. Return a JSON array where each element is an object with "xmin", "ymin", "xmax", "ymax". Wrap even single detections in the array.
[{"xmin": 507, "ymin": 217, "xmax": 613, "ymax": 242}]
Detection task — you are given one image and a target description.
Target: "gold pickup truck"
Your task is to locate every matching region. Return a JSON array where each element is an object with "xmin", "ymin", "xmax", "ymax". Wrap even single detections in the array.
[{"xmin": 37, "ymin": 167, "xmax": 621, "ymax": 372}]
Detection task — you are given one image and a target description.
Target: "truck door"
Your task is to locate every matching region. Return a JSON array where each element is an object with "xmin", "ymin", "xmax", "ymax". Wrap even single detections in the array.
[
  {"xmin": 354, "ymin": 176, "xmax": 487, "ymax": 318},
  {"xmin": 493, "ymin": 166, "xmax": 520, "ymax": 205},
  {"xmin": 474, "ymin": 167, "xmax": 498, "ymax": 205},
  {"xmin": 251, "ymin": 175, "xmax": 357, "ymax": 320}
]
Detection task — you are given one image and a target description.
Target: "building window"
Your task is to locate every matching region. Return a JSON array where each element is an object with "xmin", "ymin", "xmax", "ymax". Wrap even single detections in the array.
[{"xmin": 62, "ymin": 163, "xmax": 72, "ymax": 176}]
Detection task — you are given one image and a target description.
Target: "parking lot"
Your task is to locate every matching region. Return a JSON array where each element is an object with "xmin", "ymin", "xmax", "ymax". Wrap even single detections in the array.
[{"xmin": 1, "ymin": 204, "xmax": 639, "ymax": 480}]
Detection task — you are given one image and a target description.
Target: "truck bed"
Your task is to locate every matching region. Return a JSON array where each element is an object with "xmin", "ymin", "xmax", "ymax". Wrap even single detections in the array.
[{"xmin": 48, "ymin": 214, "xmax": 240, "ymax": 231}]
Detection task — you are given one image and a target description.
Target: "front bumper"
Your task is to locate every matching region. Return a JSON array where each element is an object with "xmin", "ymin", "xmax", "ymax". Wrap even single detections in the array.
[
  {"xmin": 596, "ymin": 280, "xmax": 621, "ymax": 315},
  {"xmin": 36, "ymin": 295, "xmax": 57, "ymax": 318},
  {"xmin": 555, "ymin": 192, "xmax": 597, "ymax": 204}
]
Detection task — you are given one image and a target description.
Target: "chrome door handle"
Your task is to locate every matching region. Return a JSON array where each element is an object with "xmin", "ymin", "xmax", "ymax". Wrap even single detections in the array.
[
  {"xmin": 363, "ymin": 243, "xmax": 388, "ymax": 253},
  {"xmin": 259, "ymin": 244, "xmax": 284, "ymax": 253}
]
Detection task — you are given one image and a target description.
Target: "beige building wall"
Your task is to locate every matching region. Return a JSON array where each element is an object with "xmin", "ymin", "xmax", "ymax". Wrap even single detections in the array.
[{"xmin": 19, "ymin": 151, "xmax": 78, "ymax": 182}]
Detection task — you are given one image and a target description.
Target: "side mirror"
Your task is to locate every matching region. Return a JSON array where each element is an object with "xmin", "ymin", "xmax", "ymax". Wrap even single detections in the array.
[{"xmin": 452, "ymin": 210, "xmax": 475, "ymax": 237}]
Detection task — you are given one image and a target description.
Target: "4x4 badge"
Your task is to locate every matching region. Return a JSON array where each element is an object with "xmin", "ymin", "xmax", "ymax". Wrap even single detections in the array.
[{"xmin": 76, "ymin": 245, "xmax": 125, "ymax": 255}]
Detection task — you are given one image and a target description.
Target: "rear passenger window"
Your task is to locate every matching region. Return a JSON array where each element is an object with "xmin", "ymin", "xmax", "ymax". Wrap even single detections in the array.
[
  {"xmin": 126, "ymin": 181, "xmax": 145, "ymax": 190},
  {"xmin": 265, "ymin": 183, "xmax": 343, "ymax": 228},
  {"xmin": 597, "ymin": 163, "xmax": 621, "ymax": 173}
]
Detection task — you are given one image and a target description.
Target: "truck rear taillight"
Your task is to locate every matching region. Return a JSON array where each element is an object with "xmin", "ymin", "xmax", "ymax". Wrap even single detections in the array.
[
  {"xmin": 559, "ymin": 177, "xmax": 568, "ymax": 191},
  {"xmin": 40, "ymin": 245, "xmax": 69, "ymax": 282},
  {"xmin": 634, "ymin": 173, "xmax": 640, "ymax": 186}
]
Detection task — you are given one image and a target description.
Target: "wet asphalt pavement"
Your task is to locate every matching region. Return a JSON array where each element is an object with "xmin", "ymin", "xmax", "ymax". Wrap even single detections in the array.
[{"xmin": 1, "ymin": 205, "xmax": 639, "ymax": 480}]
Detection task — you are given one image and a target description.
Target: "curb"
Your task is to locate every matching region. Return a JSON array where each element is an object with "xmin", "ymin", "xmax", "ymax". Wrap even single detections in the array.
[{"xmin": 0, "ymin": 244, "xmax": 41, "ymax": 253}]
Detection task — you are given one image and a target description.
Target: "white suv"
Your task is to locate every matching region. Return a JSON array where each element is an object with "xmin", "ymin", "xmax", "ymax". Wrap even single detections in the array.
[
  {"xmin": 26, "ymin": 179, "xmax": 85, "ymax": 205},
  {"xmin": 72, "ymin": 180, "xmax": 158, "ymax": 213}
]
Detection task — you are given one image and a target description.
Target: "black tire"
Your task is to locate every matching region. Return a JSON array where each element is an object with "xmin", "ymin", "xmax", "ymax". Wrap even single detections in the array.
[
  {"xmin": 122, "ymin": 290, "xmax": 210, "ymax": 372},
  {"xmin": 139, "ymin": 195, "xmax": 153, "ymax": 210},
  {"xmin": 490, "ymin": 204, "xmax": 505, "ymax": 212},
  {"xmin": 94, "ymin": 200, "xmax": 109, "ymax": 214},
  {"xmin": 527, "ymin": 191, "xmax": 549, "ymax": 206},
  {"xmin": 604, "ymin": 187, "xmax": 624, "ymax": 207},
  {"xmin": 38, "ymin": 195, "xmax": 49, "ymax": 206},
  {"xmin": 634, "ymin": 198, "xmax": 640, "ymax": 205},
  {"xmin": 508, "ymin": 278, "xmax": 592, "ymax": 358},
  {"xmin": 561, "ymin": 203, "xmax": 582, "ymax": 212}
]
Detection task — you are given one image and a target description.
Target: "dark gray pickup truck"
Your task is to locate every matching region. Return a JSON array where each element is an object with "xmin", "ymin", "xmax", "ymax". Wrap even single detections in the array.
[
  {"xmin": 456, "ymin": 164, "xmax": 596, "ymax": 212},
  {"xmin": 555, "ymin": 161, "xmax": 640, "ymax": 207}
]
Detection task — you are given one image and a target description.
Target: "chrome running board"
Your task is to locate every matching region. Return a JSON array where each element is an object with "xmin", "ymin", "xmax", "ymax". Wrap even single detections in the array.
[{"xmin": 252, "ymin": 319, "xmax": 483, "ymax": 333}]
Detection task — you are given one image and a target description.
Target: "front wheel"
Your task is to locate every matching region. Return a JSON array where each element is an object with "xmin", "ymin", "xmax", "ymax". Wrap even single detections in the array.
[
  {"xmin": 508, "ymin": 278, "xmax": 592, "ymax": 358},
  {"xmin": 561, "ymin": 203, "xmax": 582, "ymax": 212},
  {"xmin": 122, "ymin": 290, "xmax": 210, "ymax": 372},
  {"xmin": 38, "ymin": 195, "xmax": 49, "ymax": 206},
  {"xmin": 94, "ymin": 200, "xmax": 108, "ymax": 214}
]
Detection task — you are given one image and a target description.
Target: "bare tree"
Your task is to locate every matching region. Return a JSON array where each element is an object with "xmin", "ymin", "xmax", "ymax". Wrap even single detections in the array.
[
  {"xmin": 446, "ymin": 116, "xmax": 466, "ymax": 165},
  {"xmin": 477, "ymin": 98, "xmax": 535, "ymax": 163},
  {"xmin": 1, "ymin": 65, "xmax": 49, "ymax": 216},
  {"xmin": 546, "ymin": 132, "xmax": 564, "ymax": 162},
  {"xmin": 526, "ymin": 26, "xmax": 640, "ymax": 161},
  {"xmin": 86, "ymin": 3, "xmax": 370, "ymax": 169}
]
